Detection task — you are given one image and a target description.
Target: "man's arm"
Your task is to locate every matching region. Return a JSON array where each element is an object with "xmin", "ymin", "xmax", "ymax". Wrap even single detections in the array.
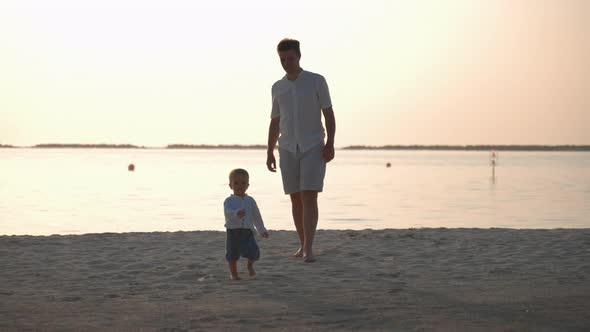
[
  {"xmin": 322, "ymin": 107, "xmax": 336, "ymax": 162},
  {"xmin": 266, "ymin": 117, "xmax": 280, "ymax": 172}
]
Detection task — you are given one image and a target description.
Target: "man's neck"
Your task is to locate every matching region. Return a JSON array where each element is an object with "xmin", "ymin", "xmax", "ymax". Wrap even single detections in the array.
[{"xmin": 287, "ymin": 68, "xmax": 303, "ymax": 81}]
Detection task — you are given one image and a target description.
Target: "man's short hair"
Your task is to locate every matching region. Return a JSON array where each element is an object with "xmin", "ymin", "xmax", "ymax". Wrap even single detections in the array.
[
  {"xmin": 229, "ymin": 168, "xmax": 249, "ymax": 182},
  {"xmin": 277, "ymin": 38, "xmax": 301, "ymax": 57}
]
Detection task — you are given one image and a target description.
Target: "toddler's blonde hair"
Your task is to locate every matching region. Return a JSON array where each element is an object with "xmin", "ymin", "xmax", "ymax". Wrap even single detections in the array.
[{"xmin": 228, "ymin": 168, "xmax": 249, "ymax": 183}]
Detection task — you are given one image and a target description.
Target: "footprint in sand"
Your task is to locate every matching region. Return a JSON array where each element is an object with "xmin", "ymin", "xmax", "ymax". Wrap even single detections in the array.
[
  {"xmin": 186, "ymin": 263, "xmax": 205, "ymax": 270},
  {"xmin": 61, "ymin": 296, "xmax": 82, "ymax": 302}
]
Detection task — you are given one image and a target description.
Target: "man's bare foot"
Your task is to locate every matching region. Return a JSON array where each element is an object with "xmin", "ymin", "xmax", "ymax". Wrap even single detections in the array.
[
  {"xmin": 303, "ymin": 254, "xmax": 316, "ymax": 263},
  {"xmin": 293, "ymin": 248, "xmax": 303, "ymax": 257},
  {"xmin": 230, "ymin": 274, "xmax": 241, "ymax": 280},
  {"xmin": 247, "ymin": 262, "xmax": 256, "ymax": 277}
]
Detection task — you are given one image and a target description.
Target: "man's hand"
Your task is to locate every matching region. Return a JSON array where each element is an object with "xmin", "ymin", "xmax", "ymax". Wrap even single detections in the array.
[
  {"xmin": 261, "ymin": 232, "xmax": 269, "ymax": 238},
  {"xmin": 323, "ymin": 144, "xmax": 335, "ymax": 163},
  {"xmin": 266, "ymin": 152, "xmax": 277, "ymax": 172},
  {"xmin": 237, "ymin": 210, "xmax": 246, "ymax": 218}
]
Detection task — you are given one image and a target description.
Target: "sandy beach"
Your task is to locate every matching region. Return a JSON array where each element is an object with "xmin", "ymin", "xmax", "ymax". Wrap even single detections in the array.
[{"xmin": 1, "ymin": 228, "xmax": 589, "ymax": 331}]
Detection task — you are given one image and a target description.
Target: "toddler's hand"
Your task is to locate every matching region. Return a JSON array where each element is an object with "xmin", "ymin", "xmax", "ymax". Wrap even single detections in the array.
[
  {"xmin": 237, "ymin": 210, "xmax": 246, "ymax": 218},
  {"xmin": 261, "ymin": 232, "xmax": 269, "ymax": 238}
]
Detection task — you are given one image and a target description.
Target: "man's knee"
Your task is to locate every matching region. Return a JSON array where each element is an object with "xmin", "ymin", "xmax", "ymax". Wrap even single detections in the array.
[
  {"xmin": 290, "ymin": 192, "xmax": 303, "ymax": 205},
  {"xmin": 301, "ymin": 191, "xmax": 318, "ymax": 205}
]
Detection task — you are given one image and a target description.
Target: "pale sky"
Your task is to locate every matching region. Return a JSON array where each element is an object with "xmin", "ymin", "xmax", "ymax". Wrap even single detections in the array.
[{"xmin": 1, "ymin": 0, "xmax": 589, "ymax": 147}]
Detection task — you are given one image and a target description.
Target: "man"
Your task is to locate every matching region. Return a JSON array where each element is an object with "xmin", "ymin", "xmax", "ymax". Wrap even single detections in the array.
[{"xmin": 266, "ymin": 38, "xmax": 336, "ymax": 263}]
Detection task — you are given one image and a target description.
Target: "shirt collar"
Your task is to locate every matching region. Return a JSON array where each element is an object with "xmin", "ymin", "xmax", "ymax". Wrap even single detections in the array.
[{"xmin": 283, "ymin": 68, "xmax": 305, "ymax": 82}]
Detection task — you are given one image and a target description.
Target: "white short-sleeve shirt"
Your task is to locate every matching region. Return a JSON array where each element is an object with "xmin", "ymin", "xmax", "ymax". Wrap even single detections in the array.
[{"xmin": 271, "ymin": 69, "xmax": 332, "ymax": 153}]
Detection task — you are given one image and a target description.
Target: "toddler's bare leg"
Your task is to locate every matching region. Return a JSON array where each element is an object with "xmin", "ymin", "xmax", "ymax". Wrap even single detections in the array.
[
  {"xmin": 247, "ymin": 260, "xmax": 256, "ymax": 277},
  {"xmin": 228, "ymin": 260, "xmax": 241, "ymax": 280}
]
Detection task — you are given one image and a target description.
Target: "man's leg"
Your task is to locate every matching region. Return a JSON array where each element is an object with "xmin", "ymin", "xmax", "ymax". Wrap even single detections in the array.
[
  {"xmin": 301, "ymin": 190, "xmax": 319, "ymax": 262},
  {"xmin": 290, "ymin": 192, "xmax": 304, "ymax": 256}
]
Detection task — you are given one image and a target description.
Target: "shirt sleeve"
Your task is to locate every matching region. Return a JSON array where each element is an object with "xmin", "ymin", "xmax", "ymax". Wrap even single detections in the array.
[
  {"xmin": 317, "ymin": 75, "xmax": 332, "ymax": 109},
  {"xmin": 250, "ymin": 199, "xmax": 267, "ymax": 235},
  {"xmin": 270, "ymin": 88, "xmax": 280, "ymax": 119}
]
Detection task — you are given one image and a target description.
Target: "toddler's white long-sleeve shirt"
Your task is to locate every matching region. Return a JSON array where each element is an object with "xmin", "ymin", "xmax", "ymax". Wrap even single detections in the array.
[{"xmin": 223, "ymin": 194, "xmax": 267, "ymax": 235}]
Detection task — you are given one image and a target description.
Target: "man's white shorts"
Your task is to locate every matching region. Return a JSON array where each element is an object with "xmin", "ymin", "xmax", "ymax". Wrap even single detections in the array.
[{"xmin": 279, "ymin": 144, "xmax": 326, "ymax": 195}]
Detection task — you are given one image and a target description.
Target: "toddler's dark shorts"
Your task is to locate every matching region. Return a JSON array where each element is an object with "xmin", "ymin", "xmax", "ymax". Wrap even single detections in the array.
[{"xmin": 225, "ymin": 228, "xmax": 260, "ymax": 261}]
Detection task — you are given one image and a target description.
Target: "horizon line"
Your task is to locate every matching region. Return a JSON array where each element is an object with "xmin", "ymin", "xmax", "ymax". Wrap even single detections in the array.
[{"xmin": 1, "ymin": 143, "xmax": 590, "ymax": 151}]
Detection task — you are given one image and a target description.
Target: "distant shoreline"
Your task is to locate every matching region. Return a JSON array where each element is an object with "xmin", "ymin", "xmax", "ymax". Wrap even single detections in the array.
[
  {"xmin": 1, "ymin": 144, "xmax": 589, "ymax": 151},
  {"xmin": 166, "ymin": 144, "xmax": 268, "ymax": 150},
  {"xmin": 341, "ymin": 145, "xmax": 590, "ymax": 151}
]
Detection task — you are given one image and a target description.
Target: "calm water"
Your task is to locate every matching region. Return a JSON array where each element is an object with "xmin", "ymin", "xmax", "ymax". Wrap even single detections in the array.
[{"xmin": 1, "ymin": 149, "xmax": 589, "ymax": 235}]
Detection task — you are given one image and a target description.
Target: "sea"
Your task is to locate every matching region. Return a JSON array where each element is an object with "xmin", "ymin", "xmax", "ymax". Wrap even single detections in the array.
[{"xmin": 1, "ymin": 148, "xmax": 589, "ymax": 235}]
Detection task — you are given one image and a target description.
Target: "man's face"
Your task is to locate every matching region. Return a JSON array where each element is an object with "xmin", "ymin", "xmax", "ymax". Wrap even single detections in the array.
[{"xmin": 278, "ymin": 49, "xmax": 300, "ymax": 74}]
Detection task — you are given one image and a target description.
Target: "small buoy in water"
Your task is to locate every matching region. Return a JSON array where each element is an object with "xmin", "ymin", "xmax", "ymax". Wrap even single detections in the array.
[
  {"xmin": 386, "ymin": 162, "xmax": 391, "ymax": 168},
  {"xmin": 128, "ymin": 164, "xmax": 135, "ymax": 171}
]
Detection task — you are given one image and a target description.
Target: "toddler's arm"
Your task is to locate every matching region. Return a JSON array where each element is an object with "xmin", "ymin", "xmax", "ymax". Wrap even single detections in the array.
[{"xmin": 251, "ymin": 200, "xmax": 268, "ymax": 237}]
